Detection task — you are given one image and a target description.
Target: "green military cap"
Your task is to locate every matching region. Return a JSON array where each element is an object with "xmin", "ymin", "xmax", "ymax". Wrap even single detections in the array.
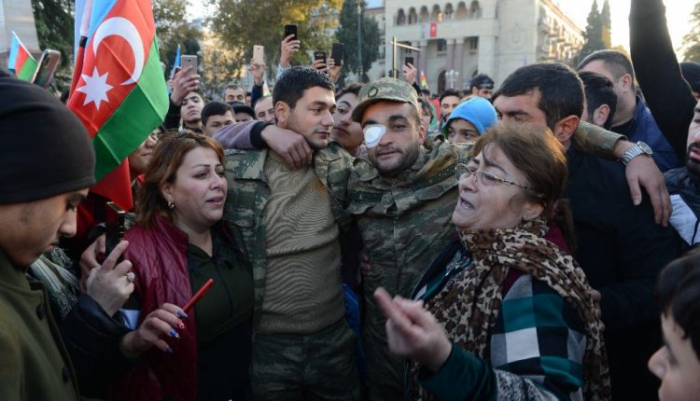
[{"xmin": 351, "ymin": 77, "xmax": 420, "ymax": 123}]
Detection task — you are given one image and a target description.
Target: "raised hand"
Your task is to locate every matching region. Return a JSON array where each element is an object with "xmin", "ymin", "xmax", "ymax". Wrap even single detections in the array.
[
  {"xmin": 170, "ymin": 66, "xmax": 200, "ymax": 105},
  {"xmin": 374, "ymin": 287, "xmax": 453, "ymax": 372},
  {"xmin": 280, "ymin": 34, "xmax": 300, "ymax": 68},
  {"xmin": 85, "ymin": 240, "xmax": 134, "ymax": 316}
]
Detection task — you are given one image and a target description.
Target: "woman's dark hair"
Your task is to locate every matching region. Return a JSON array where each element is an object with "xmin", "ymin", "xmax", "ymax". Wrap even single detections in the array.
[
  {"xmin": 419, "ymin": 98, "xmax": 434, "ymax": 120},
  {"xmin": 473, "ymin": 123, "xmax": 567, "ymax": 220},
  {"xmin": 336, "ymin": 83, "xmax": 363, "ymax": 99},
  {"xmin": 657, "ymin": 246, "xmax": 700, "ymax": 358},
  {"xmin": 136, "ymin": 130, "xmax": 225, "ymax": 227}
]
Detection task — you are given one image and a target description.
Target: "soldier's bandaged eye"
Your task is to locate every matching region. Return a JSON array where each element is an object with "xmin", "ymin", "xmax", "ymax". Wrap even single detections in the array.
[{"xmin": 363, "ymin": 124, "xmax": 386, "ymax": 148}]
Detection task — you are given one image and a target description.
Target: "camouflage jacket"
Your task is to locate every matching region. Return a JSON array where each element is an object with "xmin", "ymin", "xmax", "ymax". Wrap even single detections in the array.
[
  {"xmin": 347, "ymin": 140, "xmax": 474, "ymax": 340},
  {"xmin": 223, "ymin": 143, "xmax": 355, "ymax": 329},
  {"xmin": 350, "ymin": 123, "xmax": 623, "ymax": 342}
]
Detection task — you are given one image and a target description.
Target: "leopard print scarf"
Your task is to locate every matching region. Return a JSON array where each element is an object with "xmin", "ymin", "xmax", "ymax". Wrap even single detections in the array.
[{"xmin": 408, "ymin": 218, "xmax": 611, "ymax": 401}]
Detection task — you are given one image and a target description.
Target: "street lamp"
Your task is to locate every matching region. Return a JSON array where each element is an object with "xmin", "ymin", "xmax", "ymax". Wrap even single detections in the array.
[{"xmin": 357, "ymin": 0, "xmax": 363, "ymax": 82}]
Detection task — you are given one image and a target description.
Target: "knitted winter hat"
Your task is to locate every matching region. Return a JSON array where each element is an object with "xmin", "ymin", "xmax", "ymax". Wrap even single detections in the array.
[{"xmin": 0, "ymin": 70, "xmax": 95, "ymax": 203}]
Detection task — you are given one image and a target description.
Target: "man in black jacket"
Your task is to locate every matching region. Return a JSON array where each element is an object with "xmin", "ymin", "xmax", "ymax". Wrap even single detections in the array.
[
  {"xmin": 629, "ymin": 0, "xmax": 700, "ymax": 247},
  {"xmin": 492, "ymin": 62, "xmax": 687, "ymax": 401}
]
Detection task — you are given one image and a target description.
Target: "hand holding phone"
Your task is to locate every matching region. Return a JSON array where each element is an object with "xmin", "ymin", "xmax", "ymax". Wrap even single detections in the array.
[
  {"xmin": 281, "ymin": 25, "xmax": 300, "ymax": 67},
  {"xmin": 105, "ymin": 202, "xmax": 126, "ymax": 257},
  {"xmin": 253, "ymin": 45, "xmax": 265, "ymax": 65},
  {"xmin": 284, "ymin": 24, "xmax": 298, "ymax": 41},
  {"xmin": 331, "ymin": 43, "xmax": 344, "ymax": 67},
  {"xmin": 313, "ymin": 51, "xmax": 327, "ymax": 70},
  {"xmin": 31, "ymin": 49, "xmax": 61, "ymax": 88},
  {"xmin": 180, "ymin": 55, "xmax": 198, "ymax": 75},
  {"xmin": 405, "ymin": 56, "xmax": 414, "ymax": 67}
]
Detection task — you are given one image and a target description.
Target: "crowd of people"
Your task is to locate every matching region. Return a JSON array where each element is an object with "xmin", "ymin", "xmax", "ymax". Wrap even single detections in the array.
[{"xmin": 2, "ymin": 0, "xmax": 700, "ymax": 400}]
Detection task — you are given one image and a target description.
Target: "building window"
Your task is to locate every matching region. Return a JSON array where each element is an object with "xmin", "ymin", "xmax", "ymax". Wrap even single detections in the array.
[
  {"xmin": 468, "ymin": 37, "xmax": 478, "ymax": 50},
  {"xmin": 437, "ymin": 39, "xmax": 447, "ymax": 52},
  {"xmin": 420, "ymin": 6, "xmax": 429, "ymax": 23},
  {"xmin": 456, "ymin": 2, "xmax": 468, "ymax": 19},
  {"xmin": 397, "ymin": 9, "xmax": 406, "ymax": 26},
  {"xmin": 431, "ymin": 4, "xmax": 441, "ymax": 22},
  {"xmin": 408, "ymin": 8, "xmax": 418, "ymax": 25},
  {"xmin": 470, "ymin": 0, "xmax": 482, "ymax": 19},
  {"xmin": 445, "ymin": 3, "xmax": 454, "ymax": 20}
]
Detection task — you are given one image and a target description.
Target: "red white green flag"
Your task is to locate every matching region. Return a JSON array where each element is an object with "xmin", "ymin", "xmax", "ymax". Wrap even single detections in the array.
[
  {"xmin": 420, "ymin": 71, "xmax": 428, "ymax": 88},
  {"xmin": 68, "ymin": 0, "xmax": 168, "ymax": 211},
  {"xmin": 7, "ymin": 32, "xmax": 38, "ymax": 81},
  {"xmin": 262, "ymin": 81, "xmax": 271, "ymax": 97}
]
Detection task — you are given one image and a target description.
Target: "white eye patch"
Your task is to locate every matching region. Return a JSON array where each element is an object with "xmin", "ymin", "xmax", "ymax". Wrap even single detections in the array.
[{"xmin": 363, "ymin": 124, "xmax": 387, "ymax": 148}]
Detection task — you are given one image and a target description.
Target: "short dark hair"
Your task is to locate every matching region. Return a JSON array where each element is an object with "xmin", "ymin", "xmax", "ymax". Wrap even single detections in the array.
[
  {"xmin": 439, "ymin": 89, "xmax": 461, "ymax": 104},
  {"xmin": 421, "ymin": 89, "xmax": 431, "ymax": 97},
  {"xmin": 180, "ymin": 89, "xmax": 206, "ymax": 106},
  {"xmin": 272, "ymin": 67, "xmax": 334, "ymax": 110},
  {"xmin": 578, "ymin": 71, "xmax": 618, "ymax": 130},
  {"xmin": 201, "ymin": 101, "xmax": 232, "ymax": 126},
  {"xmin": 336, "ymin": 83, "xmax": 363, "ymax": 99},
  {"xmin": 657, "ymin": 247, "xmax": 700, "ymax": 359},
  {"xmin": 469, "ymin": 74, "xmax": 495, "ymax": 91},
  {"xmin": 419, "ymin": 97, "xmax": 434, "ymax": 120},
  {"xmin": 577, "ymin": 50, "xmax": 636, "ymax": 90},
  {"xmin": 225, "ymin": 84, "xmax": 242, "ymax": 92},
  {"xmin": 230, "ymin": 102, "xmax": 255, "ymax": 119},
  {"xmin": 493, "ymin": 63, "xmax": 584, "ymax": 131}
]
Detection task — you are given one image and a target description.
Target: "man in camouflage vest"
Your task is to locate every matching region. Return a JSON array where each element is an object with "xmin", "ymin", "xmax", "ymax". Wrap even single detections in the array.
[{"xmin": 217, "ymin": 67, "xmax": 361, "ymax": 401}]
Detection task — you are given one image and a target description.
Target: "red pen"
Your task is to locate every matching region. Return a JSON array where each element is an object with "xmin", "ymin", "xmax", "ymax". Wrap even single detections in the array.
[{"xmin": 183, "ymin": 278, "xmax": 214, "ymax": 312}]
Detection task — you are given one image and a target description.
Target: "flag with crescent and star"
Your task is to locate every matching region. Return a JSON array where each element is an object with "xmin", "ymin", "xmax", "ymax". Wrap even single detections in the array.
[{"xmin": 68, "ymin": 0, "xmax": 168, "ymax": 211}]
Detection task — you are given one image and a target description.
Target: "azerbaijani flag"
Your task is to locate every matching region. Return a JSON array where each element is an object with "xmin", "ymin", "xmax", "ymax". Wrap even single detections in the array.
[
  {"xmin": 67, "ymin": 0, "xmax": 168, "ymax": 211},
  {"xmin": 170, "ymin": 44, "xmax": 181, "ymax": 78},
  {"xmin": 7, "ymin": 32, "xmax": 38, "ymax": 81},
  {"xmin": 420, "ymin": 71, "xmax": 428, "ymax": 88},
  {"xmin": 262, "ymin": 81, "xmax": 271, "ymax": 97}
]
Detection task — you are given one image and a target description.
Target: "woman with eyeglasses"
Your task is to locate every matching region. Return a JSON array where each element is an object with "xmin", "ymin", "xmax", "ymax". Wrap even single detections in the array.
[{"xmin": 375, "ymin": 124, "xmax": 611, "ymax": 401}]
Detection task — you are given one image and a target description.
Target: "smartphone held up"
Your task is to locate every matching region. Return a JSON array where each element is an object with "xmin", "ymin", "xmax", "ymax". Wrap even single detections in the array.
[{"xmin": 31, "ymin": 49, "xmax": 61, "ymax": 88}]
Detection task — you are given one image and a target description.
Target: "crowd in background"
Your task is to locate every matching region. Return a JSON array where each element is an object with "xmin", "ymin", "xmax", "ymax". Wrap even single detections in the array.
[{"xmin": 2, "ymin": 0, "xmax": 700, "ymax": 401}]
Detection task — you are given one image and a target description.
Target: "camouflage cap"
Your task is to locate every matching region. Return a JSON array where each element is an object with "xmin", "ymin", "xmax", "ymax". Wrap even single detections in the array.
[{"xmin": 351, "ymin": 77, "xmax": 420, "ymax": 123}]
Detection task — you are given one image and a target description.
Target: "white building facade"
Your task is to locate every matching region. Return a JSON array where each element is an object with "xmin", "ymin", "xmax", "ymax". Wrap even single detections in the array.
[{"xmin": 364, "ymin": 0, "xmax": 584, "ymax": 94}]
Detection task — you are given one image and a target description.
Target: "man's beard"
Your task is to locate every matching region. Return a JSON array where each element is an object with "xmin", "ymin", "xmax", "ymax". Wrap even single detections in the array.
[{"xmin": 370, "ymin": 141, "xmax": 421, "ymax": 177}]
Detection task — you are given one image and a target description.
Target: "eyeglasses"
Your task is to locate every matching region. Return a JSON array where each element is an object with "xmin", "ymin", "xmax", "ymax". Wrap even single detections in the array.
[{"xmin": 455, "ymin": 163, "xmax": 530, "ymax": 190}]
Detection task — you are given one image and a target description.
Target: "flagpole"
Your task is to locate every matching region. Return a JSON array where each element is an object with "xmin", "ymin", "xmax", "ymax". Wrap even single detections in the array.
[{"xmin": 390, "ymin": 37, "xmax": 420, "ymax": 78}]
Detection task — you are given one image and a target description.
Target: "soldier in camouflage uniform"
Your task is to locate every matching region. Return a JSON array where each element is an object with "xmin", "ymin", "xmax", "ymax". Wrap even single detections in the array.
[
  {"xmin": 218, "ymin": 67, "xmax": 361, "ymax": 401},
  {"xmin": 344, "ymin": 79, "xmax": 474, "ymax": 400},
  {"xmin": 216, "ymin": 75, "xmax": 660, "ymax": 401}
]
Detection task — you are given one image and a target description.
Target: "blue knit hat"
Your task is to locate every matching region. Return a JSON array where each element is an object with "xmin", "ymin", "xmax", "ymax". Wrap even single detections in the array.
[{"xmin": 441, "ymin": 97, "xmax": 497, "ymax": 136}]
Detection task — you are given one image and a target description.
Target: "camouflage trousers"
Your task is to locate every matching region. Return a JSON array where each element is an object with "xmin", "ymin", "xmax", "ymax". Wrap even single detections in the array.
[
  {"xmin": 251, "ymin": 318, "xmax": 361, "ymax": 401},
  {"xmin": 364, "ymin": 330, "xmax": 404, "ymax": 401}
]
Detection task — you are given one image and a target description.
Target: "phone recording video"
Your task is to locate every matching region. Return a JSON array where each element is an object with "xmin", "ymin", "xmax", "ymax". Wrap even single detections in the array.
[{"xmin": 284, "ymin": 24, "xmax": 298, "ymax": 41}]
